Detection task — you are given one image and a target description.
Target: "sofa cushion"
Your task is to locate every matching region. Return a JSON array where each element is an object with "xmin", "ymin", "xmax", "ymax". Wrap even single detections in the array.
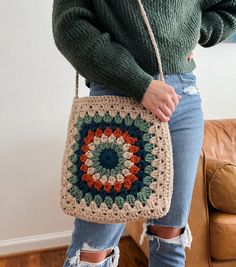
[
  {"xmin": 206, "ymin": 158, "xmax": 236, "ymax": 214},
  {"xmin": 210, "ymin": 211, "xmax": 236, "ymax": 260}
]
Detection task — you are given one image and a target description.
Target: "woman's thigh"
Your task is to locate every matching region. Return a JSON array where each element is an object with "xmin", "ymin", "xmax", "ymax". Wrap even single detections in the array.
[{"xmin": 147, "ymin": 72, "xmax": 204, "ymax": 228}]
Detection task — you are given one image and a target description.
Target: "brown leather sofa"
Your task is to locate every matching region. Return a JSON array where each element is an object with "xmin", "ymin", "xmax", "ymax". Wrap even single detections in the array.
[{"xmin": 125, "ymin": 119, "xmax": 236, "ymax": 267}]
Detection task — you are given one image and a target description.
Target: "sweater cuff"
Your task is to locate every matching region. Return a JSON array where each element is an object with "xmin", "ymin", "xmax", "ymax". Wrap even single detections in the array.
[
  {"xmin": 127, "ymin": 73, "xmax": 154, "ymax": 102},
  {"xmin": 86, "ymin": 70, "xmax": 154, "ymax": 103}
]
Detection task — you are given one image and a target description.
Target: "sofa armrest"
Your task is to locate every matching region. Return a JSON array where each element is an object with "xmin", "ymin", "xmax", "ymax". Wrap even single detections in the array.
[{"xmin": 205, "ymin": 157, "xmax": 236, "ymax": 214}]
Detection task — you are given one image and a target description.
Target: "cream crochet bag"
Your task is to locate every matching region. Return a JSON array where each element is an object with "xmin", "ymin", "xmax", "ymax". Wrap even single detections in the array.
[{"xmin": 60, "ymin": 0, "xmax": 174, "ymax": 223}]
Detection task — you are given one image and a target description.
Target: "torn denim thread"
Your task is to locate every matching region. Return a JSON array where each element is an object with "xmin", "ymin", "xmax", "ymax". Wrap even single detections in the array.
[
  {"xmin": 139, "ymin": 221, "xmax": 193, "ymax": 251},
  {"xmin": 183, "ymin": 85, "xmax": 199, "ymax": 95},
  {"xmin": 67, "ymin": 243, "xmax": 120, "ymax": 267}
]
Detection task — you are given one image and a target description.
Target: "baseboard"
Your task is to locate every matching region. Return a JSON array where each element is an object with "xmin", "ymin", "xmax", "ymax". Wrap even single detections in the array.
[
  {"xmin": 0, "ymin": 230, "xmax": 72, "ymax": 257},
  {"xmin": 0, "ymin": 228, "xmax": 129, "ymax": 257}
]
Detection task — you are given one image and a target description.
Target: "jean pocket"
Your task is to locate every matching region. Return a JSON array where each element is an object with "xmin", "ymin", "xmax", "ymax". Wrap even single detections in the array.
[{"xmin": 179, "ymin": 72, "xmax": 197, "ymax": 83}]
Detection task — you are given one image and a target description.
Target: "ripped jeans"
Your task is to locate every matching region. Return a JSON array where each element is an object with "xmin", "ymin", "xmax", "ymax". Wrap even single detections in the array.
[{"xmin": 63, "ymin": 71, "xmax": 204, "ymax": 267}]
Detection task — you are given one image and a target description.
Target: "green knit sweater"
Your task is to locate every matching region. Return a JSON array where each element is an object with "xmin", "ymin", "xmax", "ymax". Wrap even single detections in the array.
[{"xmin": 52, "ymin": 0, "xmax": 236, "ymax": 102}]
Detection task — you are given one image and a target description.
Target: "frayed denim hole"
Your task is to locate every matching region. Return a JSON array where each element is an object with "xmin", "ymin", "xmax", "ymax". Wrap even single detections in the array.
[
  {"xmin": 181, "ymin": 82, "xmax": 203, "ymax": 104},
  {"xmin": 147, "ymin": 223, "xmax": 193, "ymax": 255},
  {"xmin": 183, "ymin": 85, "xmax": 199, "ymax": 95},
  {"xmin": 68, "ymin": 246, "xmax": 120, "ymax": 267},
  {"xmin": 149, "ymin": 233, "xmax": 183, "ymax": 256},
  {"xmin": 179, "ymin": 72, "xmax": 197, "ymax": 83}
]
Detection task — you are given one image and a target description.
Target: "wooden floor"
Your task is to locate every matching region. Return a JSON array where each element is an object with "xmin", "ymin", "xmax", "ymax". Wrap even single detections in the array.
[{"xmin": 0, "ymin": 236, "xmax": 148, "ymax": 267}]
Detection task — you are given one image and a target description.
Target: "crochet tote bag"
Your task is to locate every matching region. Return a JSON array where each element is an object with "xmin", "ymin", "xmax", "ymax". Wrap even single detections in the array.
[{"xmin": 60, "ymin": 0, "xmax": 174, "ymax": 223}]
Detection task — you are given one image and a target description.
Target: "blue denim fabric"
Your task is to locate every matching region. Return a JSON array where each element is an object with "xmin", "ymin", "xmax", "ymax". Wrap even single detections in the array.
[{"xmin": 63, "ymin": 72, "xmax": 204, "ymax": 267}]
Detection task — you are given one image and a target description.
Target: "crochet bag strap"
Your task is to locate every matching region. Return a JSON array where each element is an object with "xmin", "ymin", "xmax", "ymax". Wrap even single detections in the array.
[{"xmin": 75, "ymin": 0, "xmax": 164, "ymax": 98}]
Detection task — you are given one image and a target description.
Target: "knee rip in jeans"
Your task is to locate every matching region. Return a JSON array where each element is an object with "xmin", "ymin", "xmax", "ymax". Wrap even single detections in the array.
[
  {"xmin": 183, "ymin": 85, "xmax": 199, "ymax": 95},
  {"xmin": 67, "ymin": 243, "xmax": 120, "ymax": 267},
  {"xmin": 139, "ymin": 222, "xmax": 193, "ymax": 252}
]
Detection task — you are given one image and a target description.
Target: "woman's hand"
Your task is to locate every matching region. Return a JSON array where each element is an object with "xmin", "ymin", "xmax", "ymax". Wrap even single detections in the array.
[
  {"xmin": 141, "ymin": 50, "xmax": 193, "ymax": 122},
  {"xmin": 141, "ymin": 80, "xmax": 182, "ymax": 122}
]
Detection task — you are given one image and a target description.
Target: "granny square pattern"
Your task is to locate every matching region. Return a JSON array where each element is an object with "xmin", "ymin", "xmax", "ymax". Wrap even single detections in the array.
[{"xmin": 60, "ymin": 96, "xmax": 173, "ymax": 223}]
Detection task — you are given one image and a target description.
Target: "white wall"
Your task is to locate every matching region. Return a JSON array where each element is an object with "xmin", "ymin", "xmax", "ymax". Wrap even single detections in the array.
[
  {"xmin": 194, "ymin": 44, "xmax": 236, "ymax": 118},
  {"xmin": 0, "ymin": 1, "xmax": 235, "ymax": 255}
]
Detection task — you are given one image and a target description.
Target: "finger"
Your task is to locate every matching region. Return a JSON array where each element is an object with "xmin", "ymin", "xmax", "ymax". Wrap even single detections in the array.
[
  {"xmin": 155, "ymin": 108, "xmax": 170, "ymax": 122},
  {"xmin": 171, "ymin": 93, "xmax": 179, "ymax": 107},
  {"xmin": 166, "ymin": 99, "xmax": 175, "ymax": 113},
  {"xmin": 159, "ymin": 104, "xmax": 172, "ymax": 117}
]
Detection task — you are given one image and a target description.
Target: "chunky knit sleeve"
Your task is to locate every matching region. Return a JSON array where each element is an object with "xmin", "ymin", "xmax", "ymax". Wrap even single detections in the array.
[
  {"xmin": 199, "ymin": 0, "xmax": 236, "ymax": 47},
  {"xmin": 52, "ymin": 0, "xmax": 153, "ymax": 102}
]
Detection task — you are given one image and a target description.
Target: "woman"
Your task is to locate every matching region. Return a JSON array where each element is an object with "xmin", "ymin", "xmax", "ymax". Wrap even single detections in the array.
[{"xmin": 52, "ymin": 1, "xmax": 236, "ymax": 266}]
